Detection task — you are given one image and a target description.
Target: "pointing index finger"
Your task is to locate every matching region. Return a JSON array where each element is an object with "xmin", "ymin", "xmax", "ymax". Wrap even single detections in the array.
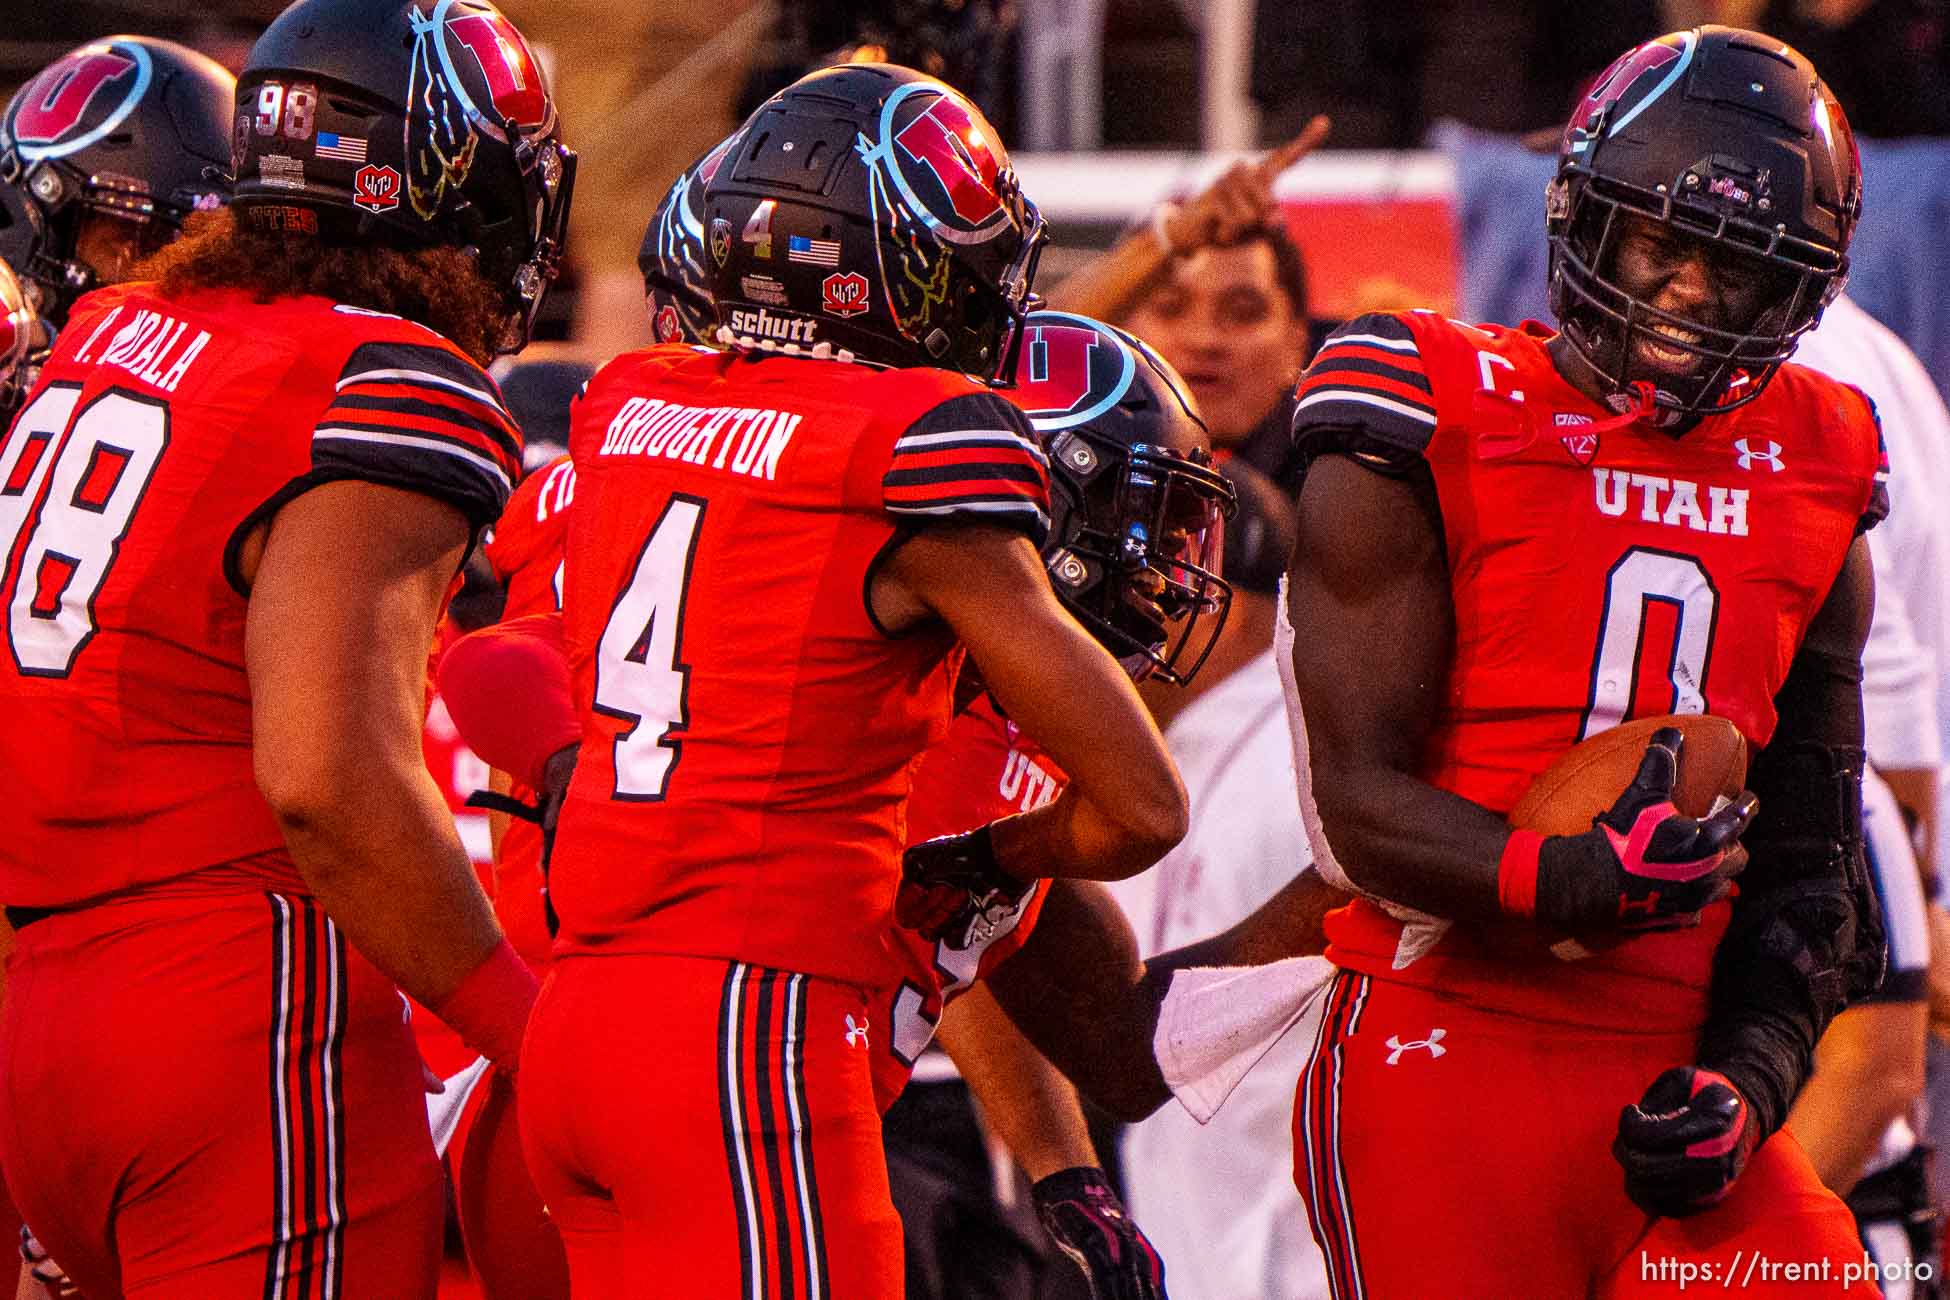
[{"xmin": 1255, "ymin": 114, "xmax": 1332, "ymax": 184}]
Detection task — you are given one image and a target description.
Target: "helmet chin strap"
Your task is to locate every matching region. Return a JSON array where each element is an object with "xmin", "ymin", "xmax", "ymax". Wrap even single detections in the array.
[{"xmin": 1588, "ymin": 379, "xmax": 1660, "ymax": 435}]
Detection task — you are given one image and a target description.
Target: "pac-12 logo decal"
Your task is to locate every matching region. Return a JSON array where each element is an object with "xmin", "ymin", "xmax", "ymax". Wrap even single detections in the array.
[
  {"xmin": 1010, "ymin": 313, "xmax": 1136, "ymax": 431},
  {"xmin": 821, "ymin": 271, "xmax": 870, "ymax": 318},
  {"xmin": 5, "ymin": 43, "xmax": 148, "ymax": 162},
  {"xmin": 352, "ymin": 164, "xmax": 402, "ymax": 213},
  {"xmin": 860, "ymin": 82, "xmax": 1012, "ymax": 244},
  {"xmin": 1553, "ymin": 412, "xmax": 1599, "ymax": 465},
  {"xmin": 708, "ymin": 218, "xmax": 732, "ymax": 268}
]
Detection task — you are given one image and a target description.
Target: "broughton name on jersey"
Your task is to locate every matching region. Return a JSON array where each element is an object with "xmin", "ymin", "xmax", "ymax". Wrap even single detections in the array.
[
  {"xmin": 1592, "ymin": 468, "xmax": 1749, "ymax": 537},
  {"xmin": 597, "ymin": 396, "xmax": 803, "ymax": 481}
]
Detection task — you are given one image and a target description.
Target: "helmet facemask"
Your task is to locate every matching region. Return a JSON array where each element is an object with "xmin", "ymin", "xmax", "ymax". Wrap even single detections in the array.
[
  {"xmin": 1045, "ymin": 432, "xmax": 1235, "ymax": 685},
  {"xmin": 1548, "ymin": 170, "xmax": 1838, "ymax": 419}
]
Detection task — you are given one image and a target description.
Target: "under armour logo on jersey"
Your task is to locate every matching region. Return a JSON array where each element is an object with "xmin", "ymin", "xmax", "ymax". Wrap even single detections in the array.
[
  {"xmin": 1384, "ymin": 1028, "xmax": 1447, "ymax": 1065},
  {"xmin": 844, "ymin": 1014, "xmax": 870, "ymax": 1048},
  {"xmin": 1734, "ymin": 438, "xmax": 1784, "ymax": 472}
]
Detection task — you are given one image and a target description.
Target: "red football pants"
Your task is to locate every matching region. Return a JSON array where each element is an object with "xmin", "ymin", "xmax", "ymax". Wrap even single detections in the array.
[
  {"xmin": 520, "ymin": 953, "xmax": 902, "ymax": 1298},
  {"xmin": 0, "ymin": 891, "xmax": 444, "ymax": 1300},
  {"xmin": 1293, "ymin": 972, "xmax": 1877, "ymax": 1299}
]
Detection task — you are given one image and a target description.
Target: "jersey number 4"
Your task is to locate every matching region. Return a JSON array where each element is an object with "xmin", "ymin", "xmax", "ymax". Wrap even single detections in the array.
[
  {"xmin": 593, "ymin": 495, "xmax": 706, "ymax": 800},
  {"xmin": 0, "ymin": 385, "xmax": 168, "ymax": 678}
]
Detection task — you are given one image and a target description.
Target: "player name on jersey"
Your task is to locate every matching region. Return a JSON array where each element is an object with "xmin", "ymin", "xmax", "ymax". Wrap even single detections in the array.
[
  {"xmin": 68, "ymin": 305, "xmax": 212, "ymax": 393},
  {"xmin": 1592, "ymin": 468, "xmax": 1749, "ymax": 537},
  {"xmin": 594, "ymin": 396, "xmax": 802, "ymax": 481}
]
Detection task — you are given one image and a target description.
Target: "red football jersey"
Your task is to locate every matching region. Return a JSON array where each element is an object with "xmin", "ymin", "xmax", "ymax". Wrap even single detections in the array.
[
  {"xmin": 551, "ymin": 345, "xmax": 1050, "ymax": 988},
  {"xmin": 484, "ymin": 453, "xmax": 574, "ymax": 622},
  {"xmin": 1294, "ymin": 311, "xmax": 1885, "ymax": 1029},
  {"xmin": 0, "ymin": 283, "xmax": 521, "ymax": 907},
  {"xmin": 871, "ymin": 694, "xmax": 1066, "ymax": 1111}
]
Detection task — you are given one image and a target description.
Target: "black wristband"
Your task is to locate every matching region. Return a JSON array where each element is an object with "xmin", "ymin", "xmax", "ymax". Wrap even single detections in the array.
[{"xmin": 1534, "ymin": 830, "xmax": 1615, "ymax": 931}]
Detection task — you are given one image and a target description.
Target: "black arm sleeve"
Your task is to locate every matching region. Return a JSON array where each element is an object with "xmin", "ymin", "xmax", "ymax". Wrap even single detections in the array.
[{"xmin": 1697, "ymin": 644, "xmax": 1885, "ymax": 1138}]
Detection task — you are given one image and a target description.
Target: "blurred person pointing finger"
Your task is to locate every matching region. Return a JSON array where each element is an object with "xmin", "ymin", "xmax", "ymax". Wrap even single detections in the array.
[{"xmin": 1054, "ymin": 120, "xmax": 1327, "ymax": 494}]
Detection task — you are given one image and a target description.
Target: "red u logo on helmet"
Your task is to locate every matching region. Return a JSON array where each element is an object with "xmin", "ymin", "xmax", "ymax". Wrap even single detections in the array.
[
  {"xmin": 894, "ymin": 94, "xmax": 1006, "ymax": 229},
  {"xmin": 1015, "ymin": 325, "xmax": 1100, "ymax": 418},
  {"xmin": 445, "ymin": 9, "xmax": 548, "ymax": 128},
  {"xmin": 10, "ymin": 48, "xmax": 140, "ymax": 150}
]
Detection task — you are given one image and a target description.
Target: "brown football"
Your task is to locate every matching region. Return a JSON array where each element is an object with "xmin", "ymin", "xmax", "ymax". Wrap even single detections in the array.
[{"xmin": 1508, "ymin": 714, "xmax": 1748, "ymax": 836}]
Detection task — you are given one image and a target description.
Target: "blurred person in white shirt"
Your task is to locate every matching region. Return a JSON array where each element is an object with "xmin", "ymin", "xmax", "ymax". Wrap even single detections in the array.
[
  {"xmin": 1108, "ymin": 461, "xmax": 1329, "ymax": 1300},
  {"xmin": 1786, "ymin": 292, "xmax": 1950, "ymax": 1290}
]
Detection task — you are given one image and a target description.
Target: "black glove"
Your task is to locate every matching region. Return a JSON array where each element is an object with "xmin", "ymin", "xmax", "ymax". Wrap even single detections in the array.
[
  {"xmin": 1031, "ymin": 1166, "xmax": 1168, "ymax": 1300},
  {"xmin": 1507, "ymin": 728, "xmax": 1756, "ymax": 933},
  {"xmin": 894, "ymin": 824, "xmax": 1034, "ymax": 950},
  {"xmin": 1613, "ymin": 1066, "xmax": 1759, "ymax": 1218}
]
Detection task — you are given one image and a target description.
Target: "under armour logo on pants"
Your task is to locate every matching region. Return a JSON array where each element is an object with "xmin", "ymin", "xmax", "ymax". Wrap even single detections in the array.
[{"xmin": 1384, "ymin": 1028, "xmax": 1447, "ymax": 1064}]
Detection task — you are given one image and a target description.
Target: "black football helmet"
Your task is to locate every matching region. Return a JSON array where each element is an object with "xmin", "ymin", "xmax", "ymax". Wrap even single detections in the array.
[
  {"xmin": 1007, "ymin": 312, "xmax": 1236, "ymax": 686},
  {"xmin": 0, "ymin": 257, "xmax": 45, "ymax": 418},
  {"xmin": 0, "ymin": 37, "xmax": 233, "ymax": 328},
  {"xmin": 639, "ymin": 136, "xmax": 735, "ymax": 345},
  {"xmin": 232, "ymin": 0, "xmax": 576, "ymax": 354},
  {"xmin": 704, "ymin": 62, "xmax": 1044, "ymax": 381},
  {"xmin": 1546, "ymin": 26, "xmax": 1861, "ymax": 417}
]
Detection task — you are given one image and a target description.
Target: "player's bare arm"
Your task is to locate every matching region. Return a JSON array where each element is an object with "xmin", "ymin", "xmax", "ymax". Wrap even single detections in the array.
[
  {"xmin": 875, "ymin": 523, "xmax": 1188, "ymax": 880},
  {"xmin": 938, "ymin": 982, "xmax": 1100, "ymax": 1181},
  {"xmin": 244, "ymin": 481, "xmax": 516, "ymax": 1014},
  {"xmin": 986, "ymin": 872, "xmax": 1343, "ymax": 1123},
  {"xmin": 1787, "ymin": 999, "xmax": 1928, "ymax": 1192},
  {"xmin": 1287, "ymin": 454, "xmax": 1514, "ymax": 919},
  {"xmin": 941, "ymin": 988, "xmax": 1169, "ymax": 1298}
]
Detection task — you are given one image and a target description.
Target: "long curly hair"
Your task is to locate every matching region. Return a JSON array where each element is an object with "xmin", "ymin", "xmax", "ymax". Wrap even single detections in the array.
[{"xmin": 136, "ymin": 209, "xmax": 510, "ymax": 363}]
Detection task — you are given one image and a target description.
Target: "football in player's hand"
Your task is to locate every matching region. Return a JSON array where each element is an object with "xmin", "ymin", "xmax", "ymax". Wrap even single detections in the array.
[
  {"xmin": 1509, "ymin": 714, "xmax": 1748, "ymax": 960},
  {"xmin": 1509, "ymin": 714, "xmax": 1747, "ymax": 836}
]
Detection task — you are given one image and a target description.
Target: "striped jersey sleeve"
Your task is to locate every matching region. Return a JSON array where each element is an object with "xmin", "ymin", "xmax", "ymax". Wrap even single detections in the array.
[
  {"xmin": 1291, "ymin": 313, "xmax": 1438, "ymax": 466},
  {"xmin": 881, "ymin": 392, "xmax": 1051, "ymax": 545},
  {"xmin": 312, "ymin": 340, "xmax": 524, "ymax": 528}
]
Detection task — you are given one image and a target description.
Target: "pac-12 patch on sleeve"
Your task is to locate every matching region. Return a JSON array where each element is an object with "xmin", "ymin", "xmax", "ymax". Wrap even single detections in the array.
[
  {"xmin": 313, "ymin": 341, "xmax": 524, "ymax": 527},
  {"xmin": 882, "ymin": 392, "xmax": 1051, "ymax": 545},
  {"xmin": 1292, "ymin": 312, "xmax": 1439, "ymax": 457}
]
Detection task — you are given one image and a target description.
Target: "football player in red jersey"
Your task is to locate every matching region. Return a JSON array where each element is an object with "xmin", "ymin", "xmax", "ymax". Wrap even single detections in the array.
[
  {"xmin": 0, "ymin": 37, "xmax": 233, "ymax": 418},
  {"xmin": 1279, "ymin": 27, "xmax": 1886, "ymax": 1297},
  {"xmin": 437, "ymin": 309, "xmax": 1227, "ymax": 1300},
  {"xmin": 0, "ymin": 0, "xmax": 573, "ymax": 1294},
  {"xmin": 513, "ymin": 64, "xmax": 1186, "ymax": 1298}
]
